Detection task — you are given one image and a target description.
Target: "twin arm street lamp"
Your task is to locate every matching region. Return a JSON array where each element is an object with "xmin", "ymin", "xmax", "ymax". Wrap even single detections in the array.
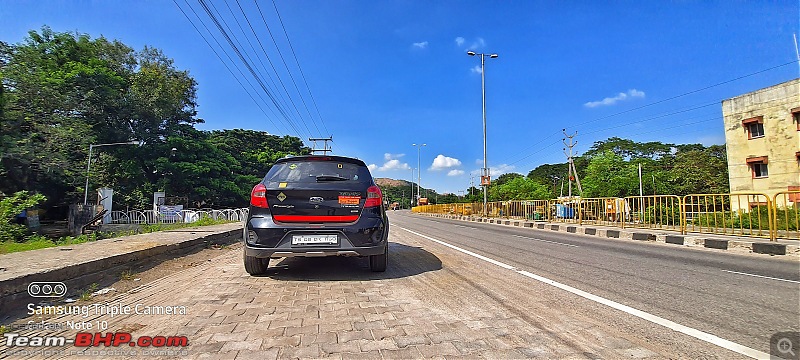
[
  {"xmin": 83, "ymin": 140, "xmax": 144, "ymax": 205},
  {"xmin": 467, "ymin": 50, "xmax": 498, "ymax": 216},
  {"xmin": 411, "ymin": 143, "xmax": 426, "ymax": 206}
]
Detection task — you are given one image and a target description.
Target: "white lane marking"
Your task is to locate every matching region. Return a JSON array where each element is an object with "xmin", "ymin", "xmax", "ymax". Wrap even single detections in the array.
[
  {"xmin": 722, "ymin": 270, "xmax": 800, "ymax": 284},
  {"xmin": 452, "ymin": 224, "xmax": 478, "ymax": 230},
  {"xmin": 396, "ymin": 225, "xmax": 770, "ymax": 359},
  {"xmin": 398, "ymin": 226, "xmax": 514, "ymax": 270},
  {"xmin": 510, "ymin": 234, "xmax": 579, "ymax": 247}
]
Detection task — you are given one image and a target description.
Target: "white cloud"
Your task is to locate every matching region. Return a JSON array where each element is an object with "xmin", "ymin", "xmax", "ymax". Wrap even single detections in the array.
[
  {"xmin": 384, "ymin": 153, "xmax": 405, "ymax": 161},
  {"xmin": 584, "ymin": 89, "xmax": 646, "ymax": 108},
  {"xmin": 430, "ymin": 154, "xmax": 462, "ymax": 170},
  {"xmin": 470, "ymin": 65, "xmax": 482, "ymax": 74},
  {"xmin": 457, "ymin": 36, "xmax": 486, "ymax": 51},
  {"xmin": 412, "ymin": 41, "xmax": 428, "ymax": 49},
  {"xmin": 492, "ymin": 164, "xmax": 516, "ymax": 176},
  {"xmin": 379, "ymin": 159, "xmax": 410, "ymax": 171},
  {"xmin": 370, "ymin": 153, "xmax": 409, "ymax": 172},
  {"xmin": 469, "ymin": 37, "xmax": 486, "ymax": 50},
  {"xmin": 447, "ymin": 169, "xmax": 465, "ymax": 176}
]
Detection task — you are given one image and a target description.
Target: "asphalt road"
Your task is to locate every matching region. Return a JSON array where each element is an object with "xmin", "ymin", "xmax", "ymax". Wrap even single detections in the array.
[
  {"xmin": 3, "ymin": 211, "xmax": 798, "ymax": 359},
  {"xmin": 389, "ymin": 211, "xmax": 800, "ymax": 357}
]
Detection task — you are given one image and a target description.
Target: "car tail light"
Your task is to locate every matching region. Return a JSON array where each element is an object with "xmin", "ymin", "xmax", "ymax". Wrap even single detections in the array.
[
  {"xmin": 364, "ymin": 185, "xmax": 382, "ymax": 208},
  {"xmin": 250, "ymin": 183, "xmax": 268, "ymax": 208}
]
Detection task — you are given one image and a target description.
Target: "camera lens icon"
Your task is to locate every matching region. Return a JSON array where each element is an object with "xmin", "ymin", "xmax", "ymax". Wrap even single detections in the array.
[{"xmin": 28, "ymin": 282, "xmax": 67, "ymax": 298}]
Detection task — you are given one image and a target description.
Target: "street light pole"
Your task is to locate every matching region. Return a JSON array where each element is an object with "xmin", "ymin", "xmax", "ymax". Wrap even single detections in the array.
[
  {"xmin": 410, "ymin": 167, "xmax": 415, "ymax": 207},
  {"xmin": 412, "ymin": 143, "xmax": 426, "ymax": 206},
  {"xmin": 83, "ymin": 140, "xmax": 143, "ymax": 205},
  {"xmin": 467, "ymin": 51, "xmax": 498, "ymax": 216}
]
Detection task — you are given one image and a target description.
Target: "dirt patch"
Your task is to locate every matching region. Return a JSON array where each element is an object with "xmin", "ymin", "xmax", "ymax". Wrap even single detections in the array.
[{"xmin": 93, "ymin": 243, "xmax": 241, "ymax": 300}]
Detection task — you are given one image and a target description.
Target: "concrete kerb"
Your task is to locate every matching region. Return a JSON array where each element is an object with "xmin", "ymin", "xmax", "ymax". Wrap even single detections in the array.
[
  {"xmin": 415, "ymin": 213, "xmax": 799, "ymax": 259},
  {"xmin": 0, "ymin": 224, "xmax": 241, "ymax": 320}
]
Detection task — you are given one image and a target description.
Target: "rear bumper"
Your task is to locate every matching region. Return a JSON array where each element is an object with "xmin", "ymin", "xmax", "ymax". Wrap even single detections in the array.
[{"xmin": 245, "ymin": 243, "xmax": 385, "ymax": 258}]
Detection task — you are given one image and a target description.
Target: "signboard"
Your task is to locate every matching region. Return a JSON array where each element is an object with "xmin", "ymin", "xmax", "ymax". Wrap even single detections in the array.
[
  {"xmin": 480, "ymin": 176, "xmax": 491, "ymax": 186},
  {"xmin": 26, "ymin": 210, "xmax": 40, "ymax": 230},
  {"xmin": 159, "ymin": 205, "xmax": 183, "ymax": 222}
]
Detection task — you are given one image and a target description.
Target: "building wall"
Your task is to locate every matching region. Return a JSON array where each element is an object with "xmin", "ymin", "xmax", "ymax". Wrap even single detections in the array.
[{"xmin": 721, "ymin": 78, "xmax": 799, "ymax": 210}]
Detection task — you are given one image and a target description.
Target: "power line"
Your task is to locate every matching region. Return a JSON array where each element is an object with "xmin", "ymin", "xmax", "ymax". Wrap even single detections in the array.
[
  {"xmin": 217, "ymin": 0, "xmax": 303, "ymax": 136},
  {"xmin": 251, "ymin": 0, "xmax": 323, "ymax": 137},
  {"xmin": 512, "ymin": 117, "xmax": 723, "ymax": 171},
  {"xmin": 228, "ymin": 0, "xmax": 318, "ymax": 138},
  {"xmin": 503, "ymin": 101, "xmax": 719, "ymax": 166},
  {"xmin": 197, "ymin": 0, "xmax": 307, "ymax": 138},
  {"xmin": 173, "ymin": 0, "xmax": 287, "ymax": 134},
  {"xmin": 499, "ymin": 61, "xmax": 796, "ymax": 167},
  {"xmin": 205, "ymin": 0, "xmax": 310, "ymax": 139},
  {"xmin": 568, "ymin": 60, "xmax": 797, "ymax": 129},
  {"xmin": 270, "ymin": 0, "xmax": 330, "ymax": 136}
]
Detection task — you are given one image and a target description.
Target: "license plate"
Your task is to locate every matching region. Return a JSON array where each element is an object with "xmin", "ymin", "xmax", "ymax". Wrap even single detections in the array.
[{"xmin": 292, "ymin": 234, "xmax": 338, "ymax": 245}]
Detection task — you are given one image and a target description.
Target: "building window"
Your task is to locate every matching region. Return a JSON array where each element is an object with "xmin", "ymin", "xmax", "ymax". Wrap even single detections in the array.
[
  {"xmin": 741, "ymin": 116, "xmax": 764, "ymax": 139},
  {"xmin": 747, "ymin": 122, "xmax": 765, "ymax": 138},
  {"xmin": 793, "ymin": 107, "xmax": 800, "ymax": 131},
  {"xmin": 746, "ymin": 156, "xmax": 769, "ymax": 179},
  {"xmin": 751, "ymin": 162, "xmax": 768, "ymax": 178}
]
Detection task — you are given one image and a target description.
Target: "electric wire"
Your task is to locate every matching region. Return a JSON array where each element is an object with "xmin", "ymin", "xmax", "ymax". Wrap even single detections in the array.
[
  {"xmin": 217, "ymin": 0, "xmax": 303, "ymax": 137},
  {"xmin": 173, "ymin": 0, "xmax": 287, "ymax": 135},
  {"xmin": 269, "ymin": 0, "xmax": 330, "ymax": 136},
  {"xmin": 250, "ymin": 0, "xmax": 323, "ymax": 137},
  {"xmin": 206, "ymin": 0, "xmax": 310, "ymax": 139},
  {"xmin": 228, "ymin": 0, "xmax": 318, "ymax": 138},
  {"xmin": 197, "ymin": 0, "xmax": 307, "ymax": 138},
  {"xmin": 500, "ymin": 61, "xmax": 796, "ymax": 167}
]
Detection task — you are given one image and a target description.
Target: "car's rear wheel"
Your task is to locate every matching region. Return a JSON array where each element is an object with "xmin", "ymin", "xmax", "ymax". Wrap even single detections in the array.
[
  {"xmin": 244, "ymin": 253, "xmax": 269, "ymax": 275},
  {"xmin": 370, "ymin": 243, "xmax": 388, "ymax": 272}
]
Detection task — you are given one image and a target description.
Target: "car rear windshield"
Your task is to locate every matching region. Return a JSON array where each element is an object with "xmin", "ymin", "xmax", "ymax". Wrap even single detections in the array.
[{"xmin": 265, "ymin": 160, "xmax": 373, "ymax": 185}]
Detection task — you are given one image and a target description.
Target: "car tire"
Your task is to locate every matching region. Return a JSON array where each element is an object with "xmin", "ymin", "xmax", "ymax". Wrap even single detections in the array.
[
  {"xmin": 369, "ymin": 243, "xmax": 388, "ymax": 272},
  {"xmin": 244, "ymin": 253, "xmax": 269, "ymax": 275}
]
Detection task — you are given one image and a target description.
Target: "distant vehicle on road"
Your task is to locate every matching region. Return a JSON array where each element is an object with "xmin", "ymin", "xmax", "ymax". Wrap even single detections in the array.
[
  {"xmin": 418, "ymin": 198, "xmax": 429, "ymax": 206},
  {"xmin": 390, "ymin": 202, "xmax": 399, "ymax": 210},
  {"xmin": 243, "ymin": 155, "xmax": 389, "ymax": 274}
]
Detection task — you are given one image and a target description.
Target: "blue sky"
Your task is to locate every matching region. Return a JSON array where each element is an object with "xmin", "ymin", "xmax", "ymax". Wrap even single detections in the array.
[{"xmin": 2, "ymin": 1, "xmax": 798, "ymax": 194}]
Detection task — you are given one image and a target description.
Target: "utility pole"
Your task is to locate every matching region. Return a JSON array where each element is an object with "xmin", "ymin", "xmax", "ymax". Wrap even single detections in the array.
[
  {"xmin": 410, "ymin": 168, "xmax": 415, "ymax": 207},
  {"xmin": 562, "ymin": 129, "xmax": 583, "ymax": 198},
  {"xmin": 309, "ymin": 137, "xmax": 333, "ymax": 154},
  {"xmin": 469, "ymin": 174, "xmax": 475, "ymax": 197},
  {"xmin": 638, "ymin": 163, "xmax": 643, "ymax": 197}
]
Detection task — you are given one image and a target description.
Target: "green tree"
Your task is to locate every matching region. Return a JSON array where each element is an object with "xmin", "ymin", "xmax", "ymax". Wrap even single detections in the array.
[
  {"xmin": 581, "ymin": 150, "xmax": 638, "ymax": 197},
  {"xmin": 490, "ymin": 177, "xmax": 550, "ymax": 201},
  {"xmin": 0, "ymin": 27, "xmax": 311, "ymax": 211},
  {"xmin": 0, "ymin": 191, "xmax": 46, "ymax": 242},
  {"xmin": 666, "ymin": 146, "xmax": 728, "ymax": 195}
]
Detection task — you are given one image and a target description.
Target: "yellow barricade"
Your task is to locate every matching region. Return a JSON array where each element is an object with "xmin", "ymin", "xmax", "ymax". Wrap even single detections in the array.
[
  {"xmin": 550, "ymin": 197, "xmax": 581, "ymax": 224},
  {"xmin": 682, "ymin": 193, "xmax": 772, "ymax": 239},
  {"xmin": 621, "ymin": 195, "xmax": 682, "ymax": 231},
  {"xmin": 575, "ymin": 198, "xmax": 622, "ymax": 227},
  {"xmin": 773, "ymin": 191, "xmax": 799, "ymax": 240}
]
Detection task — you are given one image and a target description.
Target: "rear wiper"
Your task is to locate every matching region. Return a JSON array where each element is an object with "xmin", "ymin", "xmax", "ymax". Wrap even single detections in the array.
[{"xmin": 316, "ymin": 175, "xmax": 348, "ymax": 182}]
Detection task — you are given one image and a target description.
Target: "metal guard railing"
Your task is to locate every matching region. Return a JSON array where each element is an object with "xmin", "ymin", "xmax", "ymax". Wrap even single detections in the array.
[{"xmin": 412, "ymin": 192, "xmax": 800, "ymax": 241}]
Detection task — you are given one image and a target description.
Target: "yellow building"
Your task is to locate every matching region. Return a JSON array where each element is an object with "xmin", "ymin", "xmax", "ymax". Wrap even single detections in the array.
[{"xmin": 721, "ymin": 78, "xmax": 799, "ymax": 210}]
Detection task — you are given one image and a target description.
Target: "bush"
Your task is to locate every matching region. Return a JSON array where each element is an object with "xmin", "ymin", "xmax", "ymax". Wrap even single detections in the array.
[
  {"xmin": 642, "ymin": 204, "xmax": 681, "ymax": 225},
  {"xmin": 0, "ymin": 191, "xmax": 47, "ymax": 242}
]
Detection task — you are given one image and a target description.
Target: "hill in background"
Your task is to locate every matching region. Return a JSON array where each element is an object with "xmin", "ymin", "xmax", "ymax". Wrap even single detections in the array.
[{"xmin": 375, "ymin": 178, "xmax": 411, "ymax": 188}]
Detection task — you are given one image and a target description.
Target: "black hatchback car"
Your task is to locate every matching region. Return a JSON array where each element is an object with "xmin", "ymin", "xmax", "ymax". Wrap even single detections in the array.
[{"xmin": 243, "ymin": 155, "xmax": 389, "ymax": 275}]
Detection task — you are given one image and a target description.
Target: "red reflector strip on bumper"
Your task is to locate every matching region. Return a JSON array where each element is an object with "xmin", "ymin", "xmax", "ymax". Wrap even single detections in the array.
[{"xmin": 273, "ymin": 215, "xmax": 359, "ymax": 223}]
